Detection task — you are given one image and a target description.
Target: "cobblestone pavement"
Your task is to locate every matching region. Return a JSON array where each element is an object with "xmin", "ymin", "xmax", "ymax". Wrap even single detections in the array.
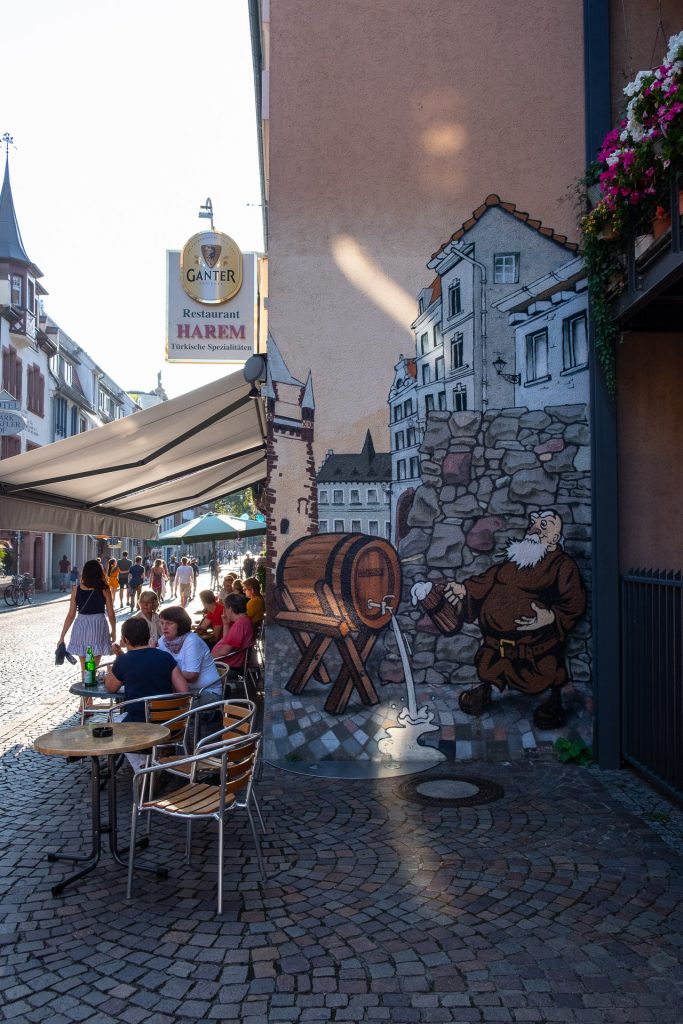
[{"xmin": 2, "ymin": 600, "xmax": 683, "ymax": 1022}]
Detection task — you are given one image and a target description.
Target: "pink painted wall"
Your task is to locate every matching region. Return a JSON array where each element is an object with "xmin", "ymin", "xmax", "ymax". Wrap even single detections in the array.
[{"xmin": 267, "ymin": 0, "xmax": 586, "ymax": 460}]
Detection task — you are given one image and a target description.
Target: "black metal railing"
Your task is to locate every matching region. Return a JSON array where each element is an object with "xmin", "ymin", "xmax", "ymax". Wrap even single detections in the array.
[{"xmin": 621, "ymin": 568, "xmax": 683, "ymax": 801}]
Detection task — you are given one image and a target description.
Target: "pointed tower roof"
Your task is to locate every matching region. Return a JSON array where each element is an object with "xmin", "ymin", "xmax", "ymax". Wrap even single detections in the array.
[
  {"xmin": 0, "ymin": 158, "xmax": 42, "ymax": 276},
  {"xmin": 262, "ymin": 333, "xmax": 304, "ymax": 399},
  {"xmin": 302, "ymin": 372, "xmax": 314, "ymax": 411},
  {"xmin": 360, "ymin": 429, "xmax": 375, "ymax": 461}
]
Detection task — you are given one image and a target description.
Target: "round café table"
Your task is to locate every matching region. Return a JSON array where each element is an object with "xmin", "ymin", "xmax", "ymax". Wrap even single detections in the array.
[{"xmin": 34, "ymin": 722, "xmax": 170, "ymax": 896}]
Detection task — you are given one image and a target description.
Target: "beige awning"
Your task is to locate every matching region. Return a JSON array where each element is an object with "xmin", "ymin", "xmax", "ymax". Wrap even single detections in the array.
[{"xmin": 0, "ymin": 370, "xmax": 267, "ymax": 540}]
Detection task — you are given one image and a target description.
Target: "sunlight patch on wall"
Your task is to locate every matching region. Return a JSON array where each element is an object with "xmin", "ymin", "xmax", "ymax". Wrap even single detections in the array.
[{"xmin": 331, "ymin": 235, "xmax": 415, "ymax": 332}]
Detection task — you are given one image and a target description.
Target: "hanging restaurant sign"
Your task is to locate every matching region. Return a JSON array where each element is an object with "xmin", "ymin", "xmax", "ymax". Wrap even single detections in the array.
[{"xmin": 166, "ymin": 248, "xmax": 257, "ymax": 365}]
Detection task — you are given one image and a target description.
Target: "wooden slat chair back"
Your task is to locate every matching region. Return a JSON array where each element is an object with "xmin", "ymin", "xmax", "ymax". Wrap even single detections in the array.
[{"xmin": 127, "ymin": 732, "xmax": 266, "ymax": 912}]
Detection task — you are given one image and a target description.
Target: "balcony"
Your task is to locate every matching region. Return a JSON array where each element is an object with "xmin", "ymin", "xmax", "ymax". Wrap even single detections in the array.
[
  {"xmin": 5, "ymin": 306, "xmax": 37, "ymax": 346},
  {"xmin": 612, "ymin": 173, "xmax": 683, "ymax": 332}
]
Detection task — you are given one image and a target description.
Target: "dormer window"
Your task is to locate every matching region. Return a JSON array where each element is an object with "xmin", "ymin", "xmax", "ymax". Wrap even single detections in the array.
[
  {"xmin": 55, "ymin": 354, "xmax": 73, "ymax": 385},
  {"xmin": 99, "ymin": 388, "xmax": 115, "ymax": 418}
]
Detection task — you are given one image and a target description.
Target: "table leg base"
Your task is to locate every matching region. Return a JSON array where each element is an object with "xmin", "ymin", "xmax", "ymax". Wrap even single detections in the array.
[{"xmin": 47, "ymin": 850, "xmax": 95, "ymax": 865}]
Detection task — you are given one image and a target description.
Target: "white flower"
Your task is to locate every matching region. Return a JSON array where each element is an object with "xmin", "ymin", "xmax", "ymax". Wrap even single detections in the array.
[
  {"xmin": 606, "ymin": 151, "xmax": 621, "ymax": 166},
  {"xmin": 624, "ymin": 69, "xmax": 653, "ymax": 97},
  {"xmin": 665, "ymin": 31, "xmax": 683, "ymax": 64}
]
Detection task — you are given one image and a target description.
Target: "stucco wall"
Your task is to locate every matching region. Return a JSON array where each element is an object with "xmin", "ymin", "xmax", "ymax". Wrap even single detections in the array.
[
  {"xmin": 268, "ymin": 0, "xmax": 586, "ymax": 464},
  {"xmin": 617, "ymin": 331, "xmax": 683, "ymax": 571}
]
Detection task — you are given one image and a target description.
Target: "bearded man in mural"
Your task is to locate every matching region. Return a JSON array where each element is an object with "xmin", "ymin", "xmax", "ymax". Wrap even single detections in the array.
[{"xmin": 411, "ymin": 510, "xmax": 586, "ymax": 729}]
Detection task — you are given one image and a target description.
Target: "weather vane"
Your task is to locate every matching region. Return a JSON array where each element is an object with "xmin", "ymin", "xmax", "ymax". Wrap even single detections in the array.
[{"xmin": 2, "ymin": 133, "xmax": 14, "ymax": 157}]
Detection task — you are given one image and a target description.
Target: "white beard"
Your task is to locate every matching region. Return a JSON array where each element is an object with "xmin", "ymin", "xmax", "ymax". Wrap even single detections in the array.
[{"xmin": 506, "ymin": 535, "xmax": 550, "ymax": 569}]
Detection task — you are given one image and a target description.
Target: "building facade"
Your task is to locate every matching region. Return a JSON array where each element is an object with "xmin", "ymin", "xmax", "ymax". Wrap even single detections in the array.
[
  {"xmin": 0, "ymin": 156, "xmax": 145, "ymax": 587},
  {"xmin": 317, "ymin": 430, "xmax": 391, "ymax": 538}
]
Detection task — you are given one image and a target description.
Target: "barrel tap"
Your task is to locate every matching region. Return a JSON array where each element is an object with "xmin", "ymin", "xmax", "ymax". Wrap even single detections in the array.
[{"xmin": 367, "ymin": 594, "xmax": 395, "ymax": 616}]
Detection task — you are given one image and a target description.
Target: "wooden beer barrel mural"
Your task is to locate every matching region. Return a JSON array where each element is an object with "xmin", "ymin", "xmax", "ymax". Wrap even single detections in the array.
[{"xmin": 275, "ymin": 533, "xmax": 402, "ymax": 714}]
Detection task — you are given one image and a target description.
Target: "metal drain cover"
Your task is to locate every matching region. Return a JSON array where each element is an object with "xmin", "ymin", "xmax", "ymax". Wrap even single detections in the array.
[{"xmin": 397, "ymin": 772, "xmax": 504, "ymax": 807}]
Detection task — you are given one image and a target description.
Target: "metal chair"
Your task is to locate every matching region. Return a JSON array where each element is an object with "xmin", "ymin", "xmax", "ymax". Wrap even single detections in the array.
[
  {"xmin": 150, "ymin": 699, "xmax": 266, "ymax": 832},
  {"xmin": 127, "ymin": 732, "xmax": 266, "ymax": 912}
]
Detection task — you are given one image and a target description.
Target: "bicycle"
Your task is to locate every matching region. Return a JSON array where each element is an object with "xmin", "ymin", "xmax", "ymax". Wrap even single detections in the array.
[{"xmin": 3, "ymin": 574, "xmax": 35, "ymax": 607}]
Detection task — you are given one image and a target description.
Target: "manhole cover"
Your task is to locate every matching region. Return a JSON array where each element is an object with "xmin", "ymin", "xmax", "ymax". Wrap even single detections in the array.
[{"xmin": 397, "ymin": 772, "xmax": 504, "ymax": 807}]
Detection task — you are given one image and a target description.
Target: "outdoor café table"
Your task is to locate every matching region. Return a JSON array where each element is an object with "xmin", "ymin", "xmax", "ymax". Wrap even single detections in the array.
[
  {"xmin": 69, "ymin": 679, "xmax": 125, "ymax": 717},
  {"xmin": 33, "ymin": 722, "xmax": 170, "ymax": 896}
]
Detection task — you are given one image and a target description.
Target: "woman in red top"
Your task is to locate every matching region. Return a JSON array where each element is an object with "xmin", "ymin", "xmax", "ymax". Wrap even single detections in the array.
[
  {"xmin": 212, "ymin": 593, "xmax": 254, "ymax": 679},
  {"xmin": 195, "ymin": 590, "xmax": 225, "ymax": 647}
]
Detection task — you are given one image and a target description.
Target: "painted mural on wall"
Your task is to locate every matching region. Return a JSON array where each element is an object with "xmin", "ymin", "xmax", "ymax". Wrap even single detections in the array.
[{"xmin": 264, "ymin": 195, "xmax": 591, "ymax": 774}]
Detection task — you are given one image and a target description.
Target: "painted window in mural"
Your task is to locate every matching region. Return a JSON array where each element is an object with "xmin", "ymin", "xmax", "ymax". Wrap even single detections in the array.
[
  {"xmin": 562, "ymin": 313, "xmax": 588, "ymax": 371},
  {"xmin": 493, "ymin": 252, "xmax": 520, "ymax": 283},
  {"xmin": 448, "ymin": 279, "xmax": 461, "ymax": 317},
  {"xmin": 450, "ymin": 333, "xmax": 464, "ymax": 370},
  {"xmin": 453, "ymin": 385, "xmax": 467, "ymax": 411},
  {"xmin": 525, "ymin": 328, "xmax": 549, "ymax": 383}
]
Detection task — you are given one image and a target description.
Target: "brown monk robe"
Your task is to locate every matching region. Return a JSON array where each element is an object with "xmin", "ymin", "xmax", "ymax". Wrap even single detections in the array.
[
  {"xmin": 460, "ymin": 548, "xmax": 585, "ymax": 697},
  {"xmin": 418, "ymin": 510, "xmax": 586, "ymax": 728}
]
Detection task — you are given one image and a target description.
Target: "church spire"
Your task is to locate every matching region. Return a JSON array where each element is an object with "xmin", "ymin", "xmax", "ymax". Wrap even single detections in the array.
[{"xmin": 0, "ymin": 138, "xmax": 42, "ymax": 275}]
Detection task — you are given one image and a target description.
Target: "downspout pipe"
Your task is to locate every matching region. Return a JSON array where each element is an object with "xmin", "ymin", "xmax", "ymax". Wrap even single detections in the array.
[{"xmin": 584, "ymin": 0, "xmax": 621, "ymax": 768}]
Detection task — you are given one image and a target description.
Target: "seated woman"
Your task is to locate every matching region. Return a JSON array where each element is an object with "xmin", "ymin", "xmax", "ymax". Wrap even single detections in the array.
[
  {"xmin": 212, "ymin": 593, "xmax": 255, "ymax": 683},
  {"xmin": 194, "ymin": 590, "xmax": 225, "ymax": 647},
  {"xmin": 105, "ymin": 617, "xmax": 188, "ymax": 770},
  {"xmin": 157, "ymin": 605, "xmax": 222, "ymax": 704},
  {"xmin": 129, "ymin": 590, "xmax": 162, "ymax": 646},
  {"xmin": 231, "ymin": 579, "xmax": 244, "ymax": 595},
  {"xmin": 217, "ymin": 573, "xmax": 237, "ymax": 604},
  {"xmin": 243, "ymin": 577, "xmax": 265, "ymax": 627}
]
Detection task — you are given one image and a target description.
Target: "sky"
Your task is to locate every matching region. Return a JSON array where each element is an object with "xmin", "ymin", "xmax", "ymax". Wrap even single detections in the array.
[{"xmin": 4, "ymin": 0, "xmax": 264, "ymax": 399}]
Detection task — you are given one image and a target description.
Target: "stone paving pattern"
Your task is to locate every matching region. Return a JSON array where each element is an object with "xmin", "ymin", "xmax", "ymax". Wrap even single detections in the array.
[{"xmin": 2, "ymin": 596, "xmax": 683, "ymax": 1022}]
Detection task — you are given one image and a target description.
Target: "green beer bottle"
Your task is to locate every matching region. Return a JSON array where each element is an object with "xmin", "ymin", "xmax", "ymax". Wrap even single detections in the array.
[{"xmin": 84, "ymin": 646, "xmax": 97, "ymax": 687}]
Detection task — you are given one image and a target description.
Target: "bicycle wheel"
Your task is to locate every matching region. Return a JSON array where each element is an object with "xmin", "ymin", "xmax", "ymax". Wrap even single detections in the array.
[
  {"xmin": 24, "ymin": 586, "xmax": 34, "ymax": 603},
  {"xmin": 4, "ymin": 586, "xmax": 14, "ymax": 607},
  {"xmin": 14, "ymin": 587, "xmax": 25, "ymax": 606}
]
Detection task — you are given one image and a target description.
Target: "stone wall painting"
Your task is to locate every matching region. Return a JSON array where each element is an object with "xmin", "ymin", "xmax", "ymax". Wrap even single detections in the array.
[{"xmin": 264, "ymin": 195, "xmax": 593, "ymax": 775}]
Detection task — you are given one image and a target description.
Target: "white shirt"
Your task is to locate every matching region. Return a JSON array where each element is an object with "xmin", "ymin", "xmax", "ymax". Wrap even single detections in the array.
[
  {"xmin": 175, "ymin": 564, "xmax": 194, "ymax": 586},
  {"xmin": 158, "ymin": 631, "xmax": 221, "ymax": 693}
]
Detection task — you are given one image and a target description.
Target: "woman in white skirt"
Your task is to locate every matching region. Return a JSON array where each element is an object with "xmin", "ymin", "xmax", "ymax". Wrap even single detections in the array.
[{"xmin": 57, "ymin": 559, "xmax": 116, "ymax": 678}]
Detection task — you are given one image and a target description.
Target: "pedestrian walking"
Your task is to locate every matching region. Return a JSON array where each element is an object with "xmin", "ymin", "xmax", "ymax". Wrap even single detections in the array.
[
  {"xmin": 57, "ymin": 559, "xmax": 116, "ymax": 679},
  {"xmin": 190, "ymin": 557, "xmax": 199, "ymax": 599},
  {"xmin": 149, "ymin": 558, "xmax": 168, "ymax": 602},
  {"xmin": 128, "ymin": 555, "xmax": 145, "ymax": 609},
  {"xmin": 174, "ymin": 556, "xmax": 194, "ymax": 608},
  {"xmin": 117, "ymin": 550, "xmax": 132, "ymax": 609},
  {"xmin": 58, "ymin": 555, "xmax": 71, "ymax": 592},
  {"xmin": 168, "ymin": 555, "xmax": 178, "ymax": 597}
]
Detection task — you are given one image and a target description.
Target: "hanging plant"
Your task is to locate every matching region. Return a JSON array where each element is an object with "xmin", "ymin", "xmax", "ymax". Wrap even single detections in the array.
[{"xmin": 578, "ymin": 30, "xmax": 683, "ymax": 395}]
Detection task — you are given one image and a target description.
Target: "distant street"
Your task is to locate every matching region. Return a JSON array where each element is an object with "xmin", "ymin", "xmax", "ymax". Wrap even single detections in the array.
[{"xmin": 0, "ymin": 571, "xmax": 215, "ymax": 754}]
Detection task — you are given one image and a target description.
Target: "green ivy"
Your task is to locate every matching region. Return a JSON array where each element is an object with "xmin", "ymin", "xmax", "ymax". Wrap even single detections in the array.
[{"xmin": 581, "ymin": 230, "xmax": 622, "ymax": 396}]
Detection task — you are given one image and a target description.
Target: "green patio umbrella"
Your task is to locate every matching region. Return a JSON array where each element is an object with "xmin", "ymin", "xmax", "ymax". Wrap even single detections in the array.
[{"xmin": 156, "ymin": 512, "xmax": 266, "ymax": 544}]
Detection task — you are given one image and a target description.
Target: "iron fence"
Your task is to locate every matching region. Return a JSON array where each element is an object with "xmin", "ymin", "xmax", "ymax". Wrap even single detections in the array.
[{"xmin": 621, "ymin": 569, "xmax": 683, "ymax": 802}]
